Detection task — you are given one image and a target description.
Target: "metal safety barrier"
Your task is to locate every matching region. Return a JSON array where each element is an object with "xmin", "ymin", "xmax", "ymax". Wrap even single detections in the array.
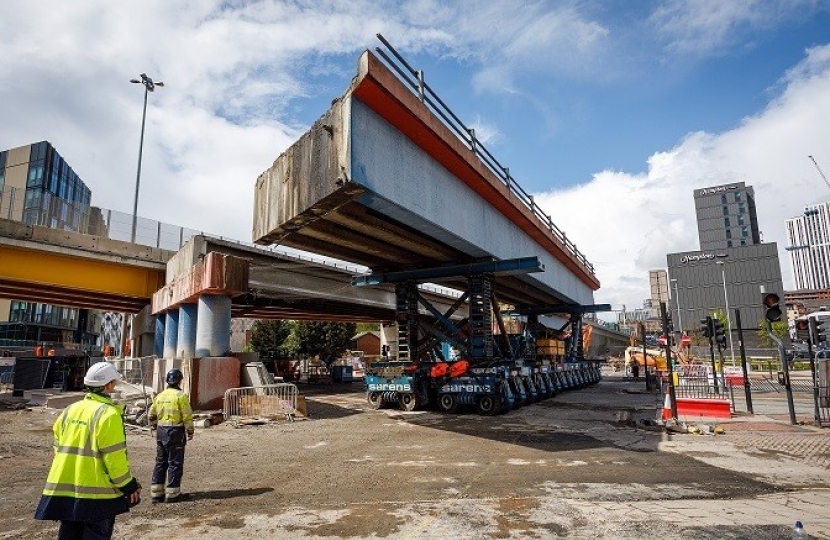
[{"xmin": 223, "ymin": 384, "xmax": 299, "ymax": 426}]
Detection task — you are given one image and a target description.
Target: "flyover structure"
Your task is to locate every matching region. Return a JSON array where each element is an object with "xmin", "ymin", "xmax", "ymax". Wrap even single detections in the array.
[
  {"xmin": 252, "ymin": 47, "xmax": 599, "ymax": 310},
  {"xmin": 0, "ymin": 218, "xmax": 466, "ymax": 356}
]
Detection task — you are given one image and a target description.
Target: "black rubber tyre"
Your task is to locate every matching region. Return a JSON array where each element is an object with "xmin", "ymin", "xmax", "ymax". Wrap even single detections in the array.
[
  {"xmin": 477, "ymin": 394, "xmax": 500, "ymax": 416},
  {"xmin": 399, "ymin": 392, "xmax": 418, "ymax": 411},
  {"xmin": 367, "ymin": 392, "xmax": 383, "ymax": 410},
  {"xmin": 438, "ymin": 393, "xmax": 459, "ymax": 414}
]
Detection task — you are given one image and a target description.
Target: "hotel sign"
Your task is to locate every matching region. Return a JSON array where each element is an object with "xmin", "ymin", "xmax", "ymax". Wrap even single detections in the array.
[
  {"xmin": 698, "ymin": 185, "xmax": 737, "ymax": 197},
  {"xmin": 680, "ymin": 253, "xmax": 715, "ymax": 264}
]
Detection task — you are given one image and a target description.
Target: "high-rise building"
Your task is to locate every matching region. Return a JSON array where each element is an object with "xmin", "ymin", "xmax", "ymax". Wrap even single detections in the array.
[
  {"xmin": 668, "ymin": 182, "xmax": 784, "ymax": 350},
  {"xmin": 649, "ymin": 270, "xmax": 669, "ymax": 311},
  {"xmin": 0, "ymin": 141, "xmax": 101, "ymax": 347},
  {"xmin": 694, "ymin": 182, "xmax": 761, "ymax": 250},
  {"xmin": 785, "ymin": 202, "xmax": 830, "ymax": 290}
]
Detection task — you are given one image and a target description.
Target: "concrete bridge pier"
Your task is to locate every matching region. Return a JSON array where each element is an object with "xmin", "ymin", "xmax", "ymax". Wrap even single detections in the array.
[
  {"xmin": 151, "ymin": 248, "xmax": 249, "ymax": 359},
  {"xmin": 195, "ymin": 295, "xmax": 231, "ymax": 357},
  {"xmin": 177, "ymin": 303, "xmax": 198, "ymax": 359},
  {"xmin": 154, "ymin": 316, "xmax": 165, "ymax": 358},
  {"xmin": 163, "ymin": 310, "xmax": 179, "ymax": 359}
]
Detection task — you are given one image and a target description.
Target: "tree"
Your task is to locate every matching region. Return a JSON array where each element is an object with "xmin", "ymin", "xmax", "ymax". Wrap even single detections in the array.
[
  {"xmin": 249, "ymin": 320, "xmax": 292, "ymax": 357},
  {"xmin": 756, "ymin": 318, "xmax": 788, "ymax": 349},
  {"xmin": 294, "ymin": 321, "xmax": 357, "ymax": 364}
]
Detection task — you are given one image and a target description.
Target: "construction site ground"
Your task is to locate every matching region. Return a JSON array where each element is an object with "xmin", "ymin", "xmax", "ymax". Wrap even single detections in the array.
[{"xmin": 1, "ymin": 370, "xmax": 829, "ymax": 539}]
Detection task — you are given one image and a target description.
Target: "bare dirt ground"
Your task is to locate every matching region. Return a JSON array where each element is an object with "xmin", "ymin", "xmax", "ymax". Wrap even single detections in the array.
[{"xmin": 2, "ymin": 376, "xmax": 829, "ymax": 539}]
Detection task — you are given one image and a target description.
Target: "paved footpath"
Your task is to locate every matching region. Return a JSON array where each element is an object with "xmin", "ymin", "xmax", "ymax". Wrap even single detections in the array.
[{"xmin": 572, "ymin": 373, "xmax": 830, "ymax": 538}]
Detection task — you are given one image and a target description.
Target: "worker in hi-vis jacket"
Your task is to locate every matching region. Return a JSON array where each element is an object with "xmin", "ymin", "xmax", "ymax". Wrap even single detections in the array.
[{"xmin": 147, "ymin": 368, "xmax": 194, "ymax": 503}]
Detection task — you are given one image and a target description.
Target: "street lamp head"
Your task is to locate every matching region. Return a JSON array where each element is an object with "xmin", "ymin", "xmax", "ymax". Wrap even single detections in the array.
[{"xmin": 133, "ymin": 73, "xmax": 164, "ymax": 92}]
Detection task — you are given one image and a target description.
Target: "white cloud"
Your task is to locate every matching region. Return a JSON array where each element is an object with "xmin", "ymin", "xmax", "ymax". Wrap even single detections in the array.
[
  {"xmin": 1, "ymin": 1, "xmax": 828, "ymax": 317},
  {"xmin": 535, "ymin": 43, "xmax": 830, "ymax": 311},
  {"xmin": 649, "ymin": 0, "xmax": 820, "ymax": 57}
]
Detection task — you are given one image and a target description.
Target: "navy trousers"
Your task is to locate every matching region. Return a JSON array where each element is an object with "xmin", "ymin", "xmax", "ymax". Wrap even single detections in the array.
[
  {"xmin": 57, "ymin": 517, "xmax": 115, "ymax": 540},
  {"xmin": 151, "ymin": 426, "xmax": 186, "ymax": 489}
]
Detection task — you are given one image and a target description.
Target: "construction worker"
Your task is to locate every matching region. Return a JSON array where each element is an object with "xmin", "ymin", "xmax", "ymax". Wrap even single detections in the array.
[
  {"xmin": 34, "ymin": 361, "xmax": 141, "ymax": 539},
  {"xmin": 148, "ymin": 368, "xmax": 194, "ymax": 503}
]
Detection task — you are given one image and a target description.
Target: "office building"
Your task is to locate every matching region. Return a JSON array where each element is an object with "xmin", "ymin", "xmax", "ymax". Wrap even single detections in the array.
[
  {"xmin": 785, "ymin": 202, "xmax": 830, "ymax": 290},
  {"xmin": 0, "ymin": 141, "xmax": 101, "ymax": 347},
  {"xmin": 695, "ymin": 182, "xmax": 761, "ymax": 250},
  {"xmin": 668, "ymin": 182, "xmax": 784, "ymax": 350}
]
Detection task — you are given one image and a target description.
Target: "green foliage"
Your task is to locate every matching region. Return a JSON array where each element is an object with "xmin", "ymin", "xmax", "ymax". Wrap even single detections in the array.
[
  {"xmin": 249, "ymin": 320, "xmax": 292, "ymax": 357},
  {"xmin": 294, "ymin": 321, "xmax": 357, "ymax": 363},
  {"xmin": 355, "ymin": 322, "xmax": 380, "ymax": 334},
  {"xmin": 755, "ymin": 318, "xmax": 788, "ymax": 349}
]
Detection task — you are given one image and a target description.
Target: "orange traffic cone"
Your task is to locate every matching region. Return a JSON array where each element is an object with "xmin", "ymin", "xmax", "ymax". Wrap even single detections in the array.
[{"xmin": 661, "ymin": 390, "xmax": 673, "ymax": 420}]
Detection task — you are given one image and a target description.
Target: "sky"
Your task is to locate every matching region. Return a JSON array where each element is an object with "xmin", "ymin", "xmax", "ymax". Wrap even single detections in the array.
[{"xmin": 2, "ymin": 0, "xmax": 830, "ymax": 316}]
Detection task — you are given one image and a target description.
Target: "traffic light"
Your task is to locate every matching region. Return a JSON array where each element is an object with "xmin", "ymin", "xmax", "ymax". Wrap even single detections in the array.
[
  {"xmin": 762, "ymin": 292, "xmax": 782, "ymax": 322},
  {"xmin": 700, "ymin": 316, "xmax": 712, "ymax": 338},
  {"xmin": 712, "ymin": 319, "xmax": 727, "ymax": 349},
  {"xmin": 809, "ymin": 317, "xmax": 826, "ymax": 346},
  {"xmin": 795, "ymin": 318, "xmax": 810, "ymax": 342}
]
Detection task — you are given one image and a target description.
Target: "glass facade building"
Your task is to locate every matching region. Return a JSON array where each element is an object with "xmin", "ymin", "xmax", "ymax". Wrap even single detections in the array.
[{"xmin": 0, "ymin": 141, "xmax": 99, "ymax": 347}]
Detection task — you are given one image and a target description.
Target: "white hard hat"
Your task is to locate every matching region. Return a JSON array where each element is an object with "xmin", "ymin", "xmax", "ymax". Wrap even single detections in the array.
[{"xmin": 83, "ymin": 362, "xmax": 123, "ymax": 387}]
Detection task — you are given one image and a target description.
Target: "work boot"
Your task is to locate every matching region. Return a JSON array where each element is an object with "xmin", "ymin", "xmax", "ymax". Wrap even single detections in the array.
[{"xmin": 149, "ymin": 483, "xmax": 165, "ymax": 503}]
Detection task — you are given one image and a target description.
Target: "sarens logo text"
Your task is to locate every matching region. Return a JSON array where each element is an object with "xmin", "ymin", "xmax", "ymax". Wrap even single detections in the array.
[
  {"xmin": 367, "ymin": 383, "xmax": 411, "ymax": 392},
  {"xmin": 441, "ymin": 384, "xmax": 492, "ymax": 393}
]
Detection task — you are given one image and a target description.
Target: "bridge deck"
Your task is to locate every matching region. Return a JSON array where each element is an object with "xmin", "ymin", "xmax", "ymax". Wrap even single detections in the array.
[{"xmin": 253, "ymin": 50, "xmax": 598, "ymax": 309}]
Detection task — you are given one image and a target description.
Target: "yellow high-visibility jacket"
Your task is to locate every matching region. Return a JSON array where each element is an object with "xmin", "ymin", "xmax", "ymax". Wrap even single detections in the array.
[
  {"xmin": 35, "ymin": 392, "xmax": 139, "ymax": 521},
  {"xmin": 149, "ymin": 387, "xmax": 194, "ymax": 435}
]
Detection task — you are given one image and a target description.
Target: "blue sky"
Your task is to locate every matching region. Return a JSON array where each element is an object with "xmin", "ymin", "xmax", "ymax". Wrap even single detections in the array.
[{"xmin": 2, "ymin": 1, "xmax": 830, "ymax": 314}]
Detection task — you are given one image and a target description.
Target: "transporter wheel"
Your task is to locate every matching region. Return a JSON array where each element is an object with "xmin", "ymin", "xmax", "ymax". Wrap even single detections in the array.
[
  {"xmin": 367, "ymin": 392, "xmax": 383, "ymax": 410},
  {"xmin": 477, "ymin": 394, "xmax": 501, "ymax": 416},
  {"xmin": 438, "ymin": 393, "xmax": 459, "ymax": 414},
  {"xmin": 399, "ymin": 392, "xmax": 418, "ymax": 412}
]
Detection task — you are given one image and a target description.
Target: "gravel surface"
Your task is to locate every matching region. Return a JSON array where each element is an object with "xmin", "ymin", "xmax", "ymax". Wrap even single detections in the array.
[{"xmin": 1, "ymin": 377, "xmax": 828, "ymax": 539}]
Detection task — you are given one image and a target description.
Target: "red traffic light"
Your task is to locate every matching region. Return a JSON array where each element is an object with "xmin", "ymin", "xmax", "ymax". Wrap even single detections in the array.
[
  {"xmin": 762, "ymin": 292, "xmax": 782, "ymax": 322},
  {"xmin": 795, "ymin": 319, "xmax": 809, "ymax": 331}
]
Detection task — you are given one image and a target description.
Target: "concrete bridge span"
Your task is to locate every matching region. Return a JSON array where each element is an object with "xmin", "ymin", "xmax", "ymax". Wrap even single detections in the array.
[{"xmin": 253, "ymin": 49, "xmax": 599, "ymax": 310}]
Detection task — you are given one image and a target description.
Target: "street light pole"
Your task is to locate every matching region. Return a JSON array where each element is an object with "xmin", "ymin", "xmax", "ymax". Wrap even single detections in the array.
[
  {"xmin": 129, "ymin": 73, "xmax": 164, "ymax": 244},
  {"xmin": 716, "ymin": 261, "xmax": 736, "ymax": 366}
]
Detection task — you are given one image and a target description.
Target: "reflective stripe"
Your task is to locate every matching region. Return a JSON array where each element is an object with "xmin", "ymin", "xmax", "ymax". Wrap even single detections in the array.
[
  {"xmin": 110, "ymin": 471, "xmax": 132, "ymax": 485},
  {"xmin": 150, "ymin": 484, "xmax": 165, "ymax": 497},
  {"xmin": 44, "ymin": 482, "xmax": 121, "ymax": 496},
  {"xmin": 99, "ymin": 441, "xmax": 127, "ymax": 454},
  {"xmin": 157, "ymin": 421, "xmax": 185, "ymax": 427},
  {"xmin": 55, "ymin": 445, "xmax": 98, "ymax": 458}
]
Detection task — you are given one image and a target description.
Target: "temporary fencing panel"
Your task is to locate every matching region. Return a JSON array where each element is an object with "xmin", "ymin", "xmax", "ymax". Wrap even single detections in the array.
[{"xmin": 223, "ymin": 383, "xmax": 299, "ymax": 426}]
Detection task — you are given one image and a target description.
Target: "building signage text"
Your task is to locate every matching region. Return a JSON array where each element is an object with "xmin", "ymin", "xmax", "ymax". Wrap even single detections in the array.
[
  {"xmin": 680, "ymin": 253, "xmax": 715, "ymax": 264},
  {"xmin": 698, "ymin": 185, "xmax": 737, "ymax": 197}
]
